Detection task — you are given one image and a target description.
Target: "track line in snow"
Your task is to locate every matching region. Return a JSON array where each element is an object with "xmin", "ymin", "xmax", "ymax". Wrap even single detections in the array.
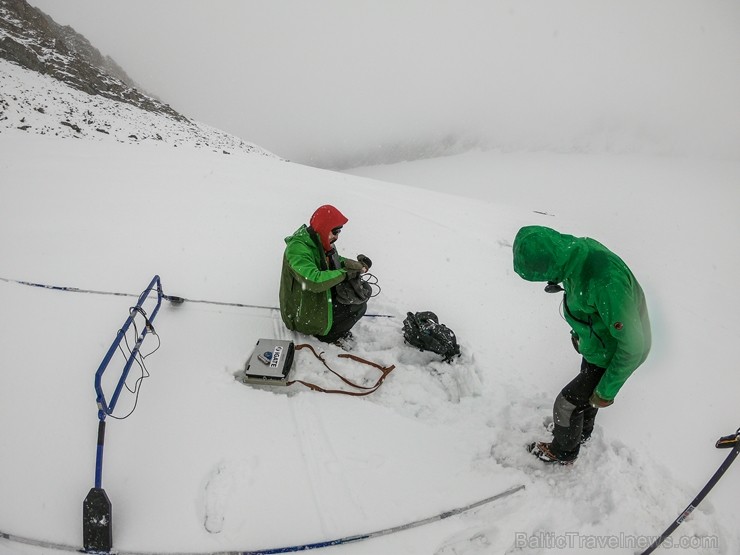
[{"xmin": 287, "ymin": 394, "xmax": 368, "ymax": 536}]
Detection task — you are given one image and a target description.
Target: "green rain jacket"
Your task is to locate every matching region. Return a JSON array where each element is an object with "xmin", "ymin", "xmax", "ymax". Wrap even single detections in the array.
[
  {"xmin": 513, "ymin": 226, "xmax": 651, "ymax": 401},
  {"xmin": 279, "ymin": 224, "xmax": 347, "ymax": 336}
]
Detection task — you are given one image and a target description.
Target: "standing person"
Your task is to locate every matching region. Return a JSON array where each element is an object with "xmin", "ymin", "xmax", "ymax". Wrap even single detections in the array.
[
  {"xmin": 512, "ymin": 225, "xmax": 651, "ymax": 465},
  {"xmin": 279, "ymin": 204, "xmax": 370, "ymax": 346}
]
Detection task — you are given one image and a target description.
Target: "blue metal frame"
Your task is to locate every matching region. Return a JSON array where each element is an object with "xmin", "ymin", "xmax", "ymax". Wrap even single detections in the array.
[
  {"xmin": 94, "ymin": 275, "xmax": 164, "ymax": 419},
  {"xmin": 91, "ymin": 275, "xmax": 164, "ymax": 489}
]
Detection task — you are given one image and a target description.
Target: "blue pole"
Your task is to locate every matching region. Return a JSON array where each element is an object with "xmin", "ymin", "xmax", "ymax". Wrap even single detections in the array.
[
  {"xmin": 85, "ymin": 276, "xmax": 166, "ymax": 554},
  {"xmin": 94, "ymin": 421, "xmax": 106, "ymax": 490},
  {"xmin": 90, "ymin": 276, "xmax": 165, "ymax": 487}
]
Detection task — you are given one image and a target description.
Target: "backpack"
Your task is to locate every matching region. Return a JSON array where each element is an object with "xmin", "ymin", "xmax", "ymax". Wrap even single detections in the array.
[{"xmin": 402, "ymin": 311, "xmax": 461, "ymax": 362}]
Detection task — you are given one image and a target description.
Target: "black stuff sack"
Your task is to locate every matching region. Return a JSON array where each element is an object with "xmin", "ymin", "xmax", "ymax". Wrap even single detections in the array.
[
  {"xmin": 402, "ymin": 311, "xmax": 461, "ymax": 362},
  {"xmin": 334, "ymin": 275, "xmax": 373, "ymax": 305}
]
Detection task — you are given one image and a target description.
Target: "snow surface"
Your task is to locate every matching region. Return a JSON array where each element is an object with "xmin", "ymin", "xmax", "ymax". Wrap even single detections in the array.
[
  {"xmin": 0, "ymin": 59, "xmax": 274, "ymax": 157},
  {"xmin": 2, "ymin": 61, "xmax": 740, "ymax": 555}
]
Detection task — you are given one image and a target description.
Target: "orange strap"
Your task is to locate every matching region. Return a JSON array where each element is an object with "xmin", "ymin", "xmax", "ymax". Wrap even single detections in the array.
[{"xmin": 287, "ymin": 343, "xmax": 395, "ymax": 397}]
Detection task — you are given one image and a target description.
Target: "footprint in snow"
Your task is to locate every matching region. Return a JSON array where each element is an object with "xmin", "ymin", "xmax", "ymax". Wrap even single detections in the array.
[{"xmin": 203, "ymin": 462, "xmax": 234, "ymax": 534}]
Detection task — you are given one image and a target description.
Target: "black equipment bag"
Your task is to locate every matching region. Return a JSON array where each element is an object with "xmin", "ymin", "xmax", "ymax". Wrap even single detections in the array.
[
  {"xmin": 334, "ymin": 275, "xmax": 373, "ymax": 305},
  {"xmin": 327, "ymin": 249, "xmax": 375, "ymax": 306},
  {"xmin": 402, "ymin": 311, "xmax": 461, "ymax": 362}
]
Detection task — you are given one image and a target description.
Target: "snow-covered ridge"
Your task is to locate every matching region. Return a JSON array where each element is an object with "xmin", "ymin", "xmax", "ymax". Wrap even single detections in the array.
[
  {"xmin": 0, "ymin": 58, "xmax": 276, "ymax": 156},
  {"xmin": 0, "ymin": 0, "xmax": 182, "ymax": 116},
  {"xmin": 0, "ymin": 0, "xmax": 276, "ymax": 156}
]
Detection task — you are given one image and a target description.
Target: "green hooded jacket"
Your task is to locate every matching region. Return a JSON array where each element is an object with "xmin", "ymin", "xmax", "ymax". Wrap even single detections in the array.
[
  {"xmin": 279, "ymin": 224, "xmax": 347, "ymax": 336},
  {"xmin": 513, "ymin": 226, "xmax": 651, "ymax": 401}
]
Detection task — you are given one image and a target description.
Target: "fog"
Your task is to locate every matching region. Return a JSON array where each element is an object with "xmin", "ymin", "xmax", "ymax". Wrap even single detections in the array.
[{"xmin": 26, "ymin": 0, "xmax": 740, "ymax": 168}]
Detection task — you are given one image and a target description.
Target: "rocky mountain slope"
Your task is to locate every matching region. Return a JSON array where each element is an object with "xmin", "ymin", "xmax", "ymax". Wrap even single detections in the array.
[{"xmin": 0, "ymin": 0, "xmax": 273, "ymax": 156}]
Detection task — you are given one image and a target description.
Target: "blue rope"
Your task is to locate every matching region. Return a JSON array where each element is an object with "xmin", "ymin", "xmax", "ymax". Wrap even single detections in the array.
[
  {"xmin": 0, "ymin": 275, "xmax": 138, "ymax": 299},
  {"xmin": 242, "ymin": 484, "xmax": 525, "ymax": 554},
  {"xmin": 1, "ymin": 484, "xmax": 524, "ymax": 554},
  {"xmin": 0, "ymin": 276, "xmax": 393, "ymax": 317}
]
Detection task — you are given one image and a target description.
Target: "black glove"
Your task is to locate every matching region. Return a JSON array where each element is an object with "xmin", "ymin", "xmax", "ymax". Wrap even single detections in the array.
[
  {"xmin": 343, "ymin": 259, "xmax": 363, "ymax": 281},
  {"xmin": 343, "ymin": 259, "xmax": 365, "ymax": 272},
  {"xmin": 357, "ymin": 254, "xmax": 372, "ymax": 270}
]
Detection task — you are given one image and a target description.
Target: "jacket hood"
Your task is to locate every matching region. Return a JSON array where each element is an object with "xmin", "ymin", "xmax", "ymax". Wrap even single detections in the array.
[
  {"xmin": 513, "ymin": 225, "xmax": 581, "ymax": 283},
  {"xmin": 309, "ymin": 204, "xmax": 348, "ymax": 251}
]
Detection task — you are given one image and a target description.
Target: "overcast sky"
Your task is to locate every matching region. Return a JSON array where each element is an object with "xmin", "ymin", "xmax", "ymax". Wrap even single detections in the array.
[{"xmin": 26, "ymin": 0, "xmax": 740, "ymax": 168}]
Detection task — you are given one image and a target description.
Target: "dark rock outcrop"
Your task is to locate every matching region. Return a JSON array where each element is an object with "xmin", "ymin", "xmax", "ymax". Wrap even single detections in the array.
[{"xmin": 0, "ymin": 0, "xmax": 188, "ymax": 122}]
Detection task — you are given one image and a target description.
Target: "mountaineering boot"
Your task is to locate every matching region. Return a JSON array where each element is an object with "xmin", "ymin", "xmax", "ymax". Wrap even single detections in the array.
[
  {"xmin": 333, "ymin": 331, "xmax": 355, "ymax": 351},
  {"xmin": 528, "ymin": 442, "xmax": 575, "ymax": 466}
]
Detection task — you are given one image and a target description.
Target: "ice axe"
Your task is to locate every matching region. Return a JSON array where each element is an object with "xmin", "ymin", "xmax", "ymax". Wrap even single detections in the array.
[{"xmin": 638, "ymin": 426, "xmax": 740, "ymax": 555}]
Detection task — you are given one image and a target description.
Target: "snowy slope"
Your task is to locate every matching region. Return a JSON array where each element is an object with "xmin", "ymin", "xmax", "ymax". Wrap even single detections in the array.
[
  {"xmin": 348, "ymin": 149, "xmax": 740, "ymax": 543},
  {"xmin": 0, "ymin": 58, "xmax": 274, "ymax": 155},
  {"xmin": 2, "ymin": 66, "xmax": 740, "ymax": 555}
]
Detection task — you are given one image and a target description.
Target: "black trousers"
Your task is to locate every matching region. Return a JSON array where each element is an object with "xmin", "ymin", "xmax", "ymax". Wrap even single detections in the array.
[
  {"xmin": 550, "ymin": 358, "xmax": 606, "ymax": 461},
  {"xmin": 315, "ymin": 300, "xmax": 367, "ymax": 343}
]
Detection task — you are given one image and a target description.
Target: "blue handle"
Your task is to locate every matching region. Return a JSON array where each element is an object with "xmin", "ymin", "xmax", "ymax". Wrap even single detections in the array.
[
  {"xmin": 91, "ymin": 276, "xmax": 165, "ymax": 489},
  {"xmin": 93, "ymin": 275, "xmax": 164, "ymax": 419}
]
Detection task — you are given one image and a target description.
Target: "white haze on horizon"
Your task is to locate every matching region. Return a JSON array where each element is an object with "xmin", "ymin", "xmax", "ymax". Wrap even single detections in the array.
[{"xmin": 25, "ymin": 0, "xmax": 740, "ymax": 168}]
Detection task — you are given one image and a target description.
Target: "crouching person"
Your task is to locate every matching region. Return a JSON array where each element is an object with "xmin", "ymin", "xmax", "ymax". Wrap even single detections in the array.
[{"xmin": 279, "ymin": 204, "xmax": 370, "ymax": 347}]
